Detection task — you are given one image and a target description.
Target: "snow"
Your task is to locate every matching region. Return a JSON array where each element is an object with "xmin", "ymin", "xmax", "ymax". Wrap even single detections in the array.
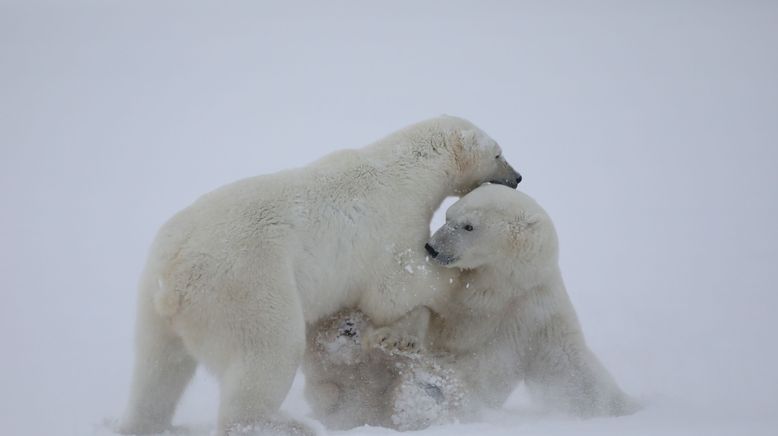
[{"xmin": 2, "ymin": 1, "xmax": 777, "ymax": 435}]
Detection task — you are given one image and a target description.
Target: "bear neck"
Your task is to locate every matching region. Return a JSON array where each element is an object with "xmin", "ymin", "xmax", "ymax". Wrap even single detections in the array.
[{"xmin": 365, "ymin": 136, "xmax": 462, "ymax": 216}]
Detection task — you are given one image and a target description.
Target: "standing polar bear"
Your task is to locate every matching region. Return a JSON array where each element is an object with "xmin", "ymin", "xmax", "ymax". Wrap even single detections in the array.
[
  {"xmin": 304, "ymin": 185, "xmax": 638, "ymax": 430},
  {"xmin": 118, "ymin": 116, "xmax": 521, "ymax": 435}
]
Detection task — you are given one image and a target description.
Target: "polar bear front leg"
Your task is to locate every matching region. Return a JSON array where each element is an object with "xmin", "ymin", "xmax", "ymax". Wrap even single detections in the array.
[
  {"xmin": 525, "ymin": 327, "xmax": 639, "ymax": 418},
  {"xmin": 188, "ymin": 262, "xmax": 314, "ymax": 436},
  {"xmin": 218, "ymin": 346, "xmax": 309, "ymax": 436}
]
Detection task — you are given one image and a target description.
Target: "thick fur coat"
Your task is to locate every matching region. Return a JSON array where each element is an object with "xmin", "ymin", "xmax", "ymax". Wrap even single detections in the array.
[
  {"xmin": 304, "ymin": 186, "xmax": 638, "ymax": 430},
  {"xmin": 119, "ymin": 117, "xmax": 520, "ymax": 435}
]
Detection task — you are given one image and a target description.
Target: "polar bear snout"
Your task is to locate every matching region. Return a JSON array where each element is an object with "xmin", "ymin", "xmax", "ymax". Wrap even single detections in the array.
[
  {"xmin": 425, "ymin": 243, "xmax": 439, "ymax": 258},
  {"xmin": 425, "ymin": 234, "xmax": 459, "ymax": 267},
  {"xmin": 434, "ymin": 254, "xmax": 458, "ymax": 266},
  {"xmin": 489, "ymin": 161, "xmax": 522, "ymax": 189}
]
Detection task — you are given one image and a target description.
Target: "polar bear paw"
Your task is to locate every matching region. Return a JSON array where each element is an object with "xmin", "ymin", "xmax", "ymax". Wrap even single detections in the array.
[
  {"xmin": 390, "ymin": 363, "xmax": 466, "ymax": 431},
  {"xmin": 364, "ymin": 327, "xmax": 421, "ymax": 354}
]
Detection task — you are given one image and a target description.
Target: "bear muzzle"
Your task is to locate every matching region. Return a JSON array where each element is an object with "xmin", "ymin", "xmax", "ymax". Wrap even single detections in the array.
[{"xmin": 490, "ymin": 162, "xmax": 522, "ymax": 189}]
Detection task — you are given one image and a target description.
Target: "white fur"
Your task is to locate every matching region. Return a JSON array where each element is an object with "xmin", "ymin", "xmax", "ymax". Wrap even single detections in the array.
[
  {"xmin": 304, "ymin": 185, "xmax": 638, "ymax": 430},
  {"xmin": 118, "ymin": 116, "xmax": 520, "ymax": 435}
]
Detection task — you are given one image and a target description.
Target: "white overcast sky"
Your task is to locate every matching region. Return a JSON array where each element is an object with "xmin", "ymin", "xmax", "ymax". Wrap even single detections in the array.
[{"xmin": 1, "ymin": 1, "xmax": 777, "ymax": 435}]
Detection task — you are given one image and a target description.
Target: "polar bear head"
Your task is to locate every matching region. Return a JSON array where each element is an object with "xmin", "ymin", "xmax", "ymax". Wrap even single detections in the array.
[
  {"xmin": 415, "ymin": 116, "xmax": 522, "ymax": 193},
  {"xmin": 425, "ymin": 184, "xmax": 558, "ymax": 271}
]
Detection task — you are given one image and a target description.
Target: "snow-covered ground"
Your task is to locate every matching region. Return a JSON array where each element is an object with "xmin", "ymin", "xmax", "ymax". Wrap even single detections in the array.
[{"xmin": 2, "ymin": 1, "xmax": 777, "ymax": 435}]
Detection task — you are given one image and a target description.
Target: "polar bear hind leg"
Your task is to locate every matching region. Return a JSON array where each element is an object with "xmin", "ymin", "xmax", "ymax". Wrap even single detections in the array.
[{"xmin": 118, "ymin": 277, "xmax": 197, "ymax": 434}]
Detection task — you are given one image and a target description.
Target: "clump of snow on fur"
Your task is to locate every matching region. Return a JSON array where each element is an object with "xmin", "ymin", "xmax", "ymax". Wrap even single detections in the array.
[{"xmin": 395, "ymin": 248, "xmax": 434, "ymax": 278}]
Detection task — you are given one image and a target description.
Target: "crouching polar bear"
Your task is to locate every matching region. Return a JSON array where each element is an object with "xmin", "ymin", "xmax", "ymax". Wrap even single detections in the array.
[
  {"xmin": 118, "ymin": 116, "xmax": 521, "ymax": 435},
  {"xmin": 304, "ymin": 185, "xmax": 639, "ymax": 430}
]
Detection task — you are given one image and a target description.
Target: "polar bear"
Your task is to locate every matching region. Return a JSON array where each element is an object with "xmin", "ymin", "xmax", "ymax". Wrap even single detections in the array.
[
  {"xmin": 118, "ymin": 116, "xmax": 521, "ymax": 435},
  {"xmin": 304, "ymin": 185, "xmax": 638, "ymax": 430}
]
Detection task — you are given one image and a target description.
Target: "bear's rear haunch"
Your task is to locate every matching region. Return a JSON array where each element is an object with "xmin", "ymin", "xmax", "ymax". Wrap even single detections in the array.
[{"xmin": 118, "ymin": 116, "xmax": 521, "ymax": 435}]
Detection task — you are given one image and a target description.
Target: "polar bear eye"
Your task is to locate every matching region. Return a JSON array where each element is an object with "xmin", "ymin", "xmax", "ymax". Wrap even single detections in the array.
[
  {"xmin": 495, "ymin": 154, "xmax": 501, "ymax": 159},
  {"xmin": 464, "ymin": 224, "xmax": 474, "ymax": 231}
]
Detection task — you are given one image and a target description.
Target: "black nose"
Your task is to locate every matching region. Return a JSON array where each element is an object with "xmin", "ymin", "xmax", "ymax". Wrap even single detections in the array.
[
  {"xmin": 425, "ymin": 243, "xmax": 439, "ymax": 258},
  {"xmin": 516, "ymin": 174, "xmax": 522, "ymax": 184}
]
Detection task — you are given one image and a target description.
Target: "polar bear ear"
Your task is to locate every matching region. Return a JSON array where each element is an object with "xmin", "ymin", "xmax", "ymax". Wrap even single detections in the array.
[
  {"xmin": 458, "ymin": 129, "xmax": 482, "ymax": 150},
  {"xmin": 447, "ymin": 129, "xmax": 470, "ymax": 149},
  {"xmin": 446, "ymin": 129, "xmax": 472, "ymax": 171},
  {"xmin": 509, "ymin": 213, "xmax": 542, "ymax": 236},
  {"xmin": 525, "ymin": 213, "xmax": 542, "ymax": 227}
]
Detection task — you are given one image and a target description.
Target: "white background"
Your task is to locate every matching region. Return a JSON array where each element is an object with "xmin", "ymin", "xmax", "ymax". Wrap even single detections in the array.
[{"xmin": 1, "ymin": 1, "xmax": 777, "ymax": 435}]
